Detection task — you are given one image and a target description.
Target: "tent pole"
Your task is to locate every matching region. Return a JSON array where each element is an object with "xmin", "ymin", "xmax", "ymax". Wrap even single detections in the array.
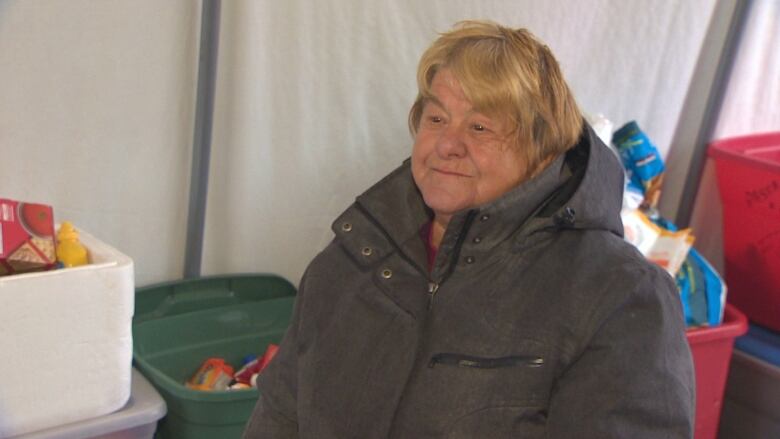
[
  {"xmin": 660, "ymin": 0, "xmax": 751, "ymax": 227},
  {"xmin": 184, "ymin": 0, "xmax": 221, "ymax": 278}
]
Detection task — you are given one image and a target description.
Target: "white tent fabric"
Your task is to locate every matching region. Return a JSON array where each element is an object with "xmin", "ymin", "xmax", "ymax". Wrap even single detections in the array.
[
  {"xmin": 714, "ymin": 0, "xmax": 780, "ymax": 140},
  {"xmin": 203, "ymin": 0, "xmax": 718, "ymax": 285},
  {"xmin": 9, "ymin": 1, "xmax": 770, "ymax": 286},
  {"xmin": 0, "ymin": 1, "xmax": 198, "ymax": 286},
  {"xmin": 691, "ymin": 0, "xmax": 780, "ymax": 271}
]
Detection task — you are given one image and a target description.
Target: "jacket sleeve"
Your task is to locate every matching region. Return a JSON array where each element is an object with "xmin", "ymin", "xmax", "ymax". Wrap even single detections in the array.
[
  {"xmin": 546, "ymin": 265, "xmax": 696, "ymax": 438},
  {"xmin": 242, "ymin": 272, "xmax": 308, "ymax": 438}
]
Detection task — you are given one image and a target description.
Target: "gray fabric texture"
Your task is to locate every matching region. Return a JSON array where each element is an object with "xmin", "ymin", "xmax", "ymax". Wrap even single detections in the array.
[{"xmin": 243, "ymin": 123, "xmax": 695, "ymax": 438}]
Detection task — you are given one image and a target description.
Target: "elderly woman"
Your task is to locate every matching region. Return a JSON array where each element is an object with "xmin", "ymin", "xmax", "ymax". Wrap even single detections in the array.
[{"xmin": 244, "ymin": 21, "xmax": 694, "ymax": 438}]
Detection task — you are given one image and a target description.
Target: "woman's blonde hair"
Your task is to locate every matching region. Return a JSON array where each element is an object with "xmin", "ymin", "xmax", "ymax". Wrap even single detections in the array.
[{"xmin": 409, "ymin": 20, "xmax": 583, "ymax": 176}]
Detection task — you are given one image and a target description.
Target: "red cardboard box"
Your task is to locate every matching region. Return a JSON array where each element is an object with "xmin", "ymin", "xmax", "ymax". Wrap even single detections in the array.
[{"xmin": 0, "ymin": 198, "xmax": 56, "ymax": 276}]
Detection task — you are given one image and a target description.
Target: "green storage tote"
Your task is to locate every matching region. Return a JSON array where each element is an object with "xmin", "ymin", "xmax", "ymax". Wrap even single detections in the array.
[{"xmin": 132, "ymin": 274, "xmax": 296, "ymax": 439}]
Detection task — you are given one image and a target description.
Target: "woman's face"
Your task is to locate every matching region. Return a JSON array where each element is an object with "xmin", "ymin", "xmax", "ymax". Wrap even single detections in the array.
[{"xmin": 412, "ymin": 68, "xmax": 528, "ymax": 220}]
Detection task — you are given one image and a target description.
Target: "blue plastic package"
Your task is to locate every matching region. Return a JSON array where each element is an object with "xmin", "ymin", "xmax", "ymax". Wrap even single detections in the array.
[
  {"xmin": 677, "ymin": 248, "xmax": 726, "ymax": 327},
  {"xmin": 613, "ymin": 121, "xmax": 665, "ymax": 208},
  {"xmin": 653, "ymin": 216, "xmax": 725, "ymax": 327}
]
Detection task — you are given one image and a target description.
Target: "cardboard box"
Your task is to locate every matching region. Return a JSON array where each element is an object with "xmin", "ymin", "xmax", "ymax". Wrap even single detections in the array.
[{"xmin": 0, "ymin": 199, "xmax": 56, "ymax": 276}]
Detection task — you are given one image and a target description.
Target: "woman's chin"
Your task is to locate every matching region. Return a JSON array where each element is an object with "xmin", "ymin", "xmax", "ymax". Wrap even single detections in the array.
[{"xmin": 421, "ymin": 194, "xmax": 472, "ymax": 218}]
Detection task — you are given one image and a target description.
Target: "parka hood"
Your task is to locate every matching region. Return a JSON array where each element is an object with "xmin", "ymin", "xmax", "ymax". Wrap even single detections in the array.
[{"xmin": 525, "ymin": 121, "xmax": 626, "ymax": 237}]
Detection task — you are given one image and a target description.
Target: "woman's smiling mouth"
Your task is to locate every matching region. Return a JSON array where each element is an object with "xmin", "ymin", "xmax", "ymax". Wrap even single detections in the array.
[{"xmin": 432, "ymin": 167, "xmax": 471, "ymax": 177}]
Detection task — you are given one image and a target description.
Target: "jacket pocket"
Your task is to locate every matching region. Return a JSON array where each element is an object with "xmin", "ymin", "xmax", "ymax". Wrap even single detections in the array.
[
  {"xmin": 427, "ymin": 352, "xmax": 550, "ymax": 438},
  {"xmin": 428, "ymin": 353, "xmax": 544, "ymax": 369},
  {"xmin": 424, "ymin": 349, "xmax": 552, "ymax": 414}
]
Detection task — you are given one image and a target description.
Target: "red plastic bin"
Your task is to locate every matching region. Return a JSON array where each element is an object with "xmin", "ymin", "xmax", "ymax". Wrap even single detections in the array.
[
  {"xmin": 686, "ymin": 304, "xmax": 748, "ymax": 439},
  {"xmin": 708, "ymin": 132, "xmax": 780, "ymax": 331}
]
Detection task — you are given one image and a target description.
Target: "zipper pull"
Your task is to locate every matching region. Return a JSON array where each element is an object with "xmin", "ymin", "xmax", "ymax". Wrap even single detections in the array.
[{"xmin": 427, "ymin": 282, "xmax": 439, "ymax": 310}]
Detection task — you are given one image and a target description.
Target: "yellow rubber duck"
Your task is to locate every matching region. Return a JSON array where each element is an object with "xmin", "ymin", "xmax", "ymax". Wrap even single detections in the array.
[{"xmin": 56, "ymin": 221, "xmax": 89, "ymax": 267}]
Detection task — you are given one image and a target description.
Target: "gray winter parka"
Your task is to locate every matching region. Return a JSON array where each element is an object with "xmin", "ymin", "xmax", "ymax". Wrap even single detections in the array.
[{"xmin": 243, "ymin": 124, "xmax": 696, "ymax": 438}]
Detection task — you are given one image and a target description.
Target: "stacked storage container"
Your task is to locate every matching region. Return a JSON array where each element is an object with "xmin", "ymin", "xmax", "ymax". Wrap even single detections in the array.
[
  {"xmin": 718, "ymin": 326, "xmax": 780, "ymax": 437},
  {"xmin": 709, "ymin": 132, "xmax": 780, "ymax": 437},
  {"xmin": 709, "ymin": 132, "xmax": 780, "ymax": 332},
  {"xmin": 132, "ymin": 274, "xmax": 296, "ymax": 439}
]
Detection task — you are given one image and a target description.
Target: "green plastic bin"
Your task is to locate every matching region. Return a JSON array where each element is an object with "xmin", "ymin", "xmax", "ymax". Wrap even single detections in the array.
[{"xmin": 132, "ymin": 274, "xmax": 296, "ymax": 439}]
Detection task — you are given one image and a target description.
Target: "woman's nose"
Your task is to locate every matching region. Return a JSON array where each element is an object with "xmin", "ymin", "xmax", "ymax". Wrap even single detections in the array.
[{"xmin": 435, "ymin": 125, "xmax": 467, "ymax": 158}]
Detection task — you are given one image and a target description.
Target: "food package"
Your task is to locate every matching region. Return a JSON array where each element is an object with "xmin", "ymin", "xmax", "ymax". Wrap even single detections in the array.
[
  {"xmin": 233, "ymin": 343, "xmax": 280, "ymax": 387},
  {"xmin": 186, "ymin": 358, "xmax": 234, "ymax": 391},
  {"xmin": 613, "ymin": 121, "xmax": 665, "ymax": 210},
  {"xmin": 621, "ymin": 208, "xmax": 694, "ymax": 277},
  {"xmin": 0, "ymin": 198, "xmax": 57, "ymax": 276}
]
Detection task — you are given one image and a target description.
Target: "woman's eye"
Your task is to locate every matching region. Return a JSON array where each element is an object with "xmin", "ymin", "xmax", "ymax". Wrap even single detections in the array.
[
  {"xmin": 473, "ymin": 124, "xmax": 485, "ymax": 132},
  {"xmin": 430, "ymin": 116, "xmax": 443, "ymax": 123}
]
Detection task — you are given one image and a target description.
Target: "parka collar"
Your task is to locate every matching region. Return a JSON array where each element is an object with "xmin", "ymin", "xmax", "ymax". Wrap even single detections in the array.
[
  {"xmin": 347, "ymin": 153, "xmax": 564, "ymax": 269},
  {"xmin": 447, "ymin": 151, "xmax": 568, "ymax": 253},
  {"xmin": 336, "ymin": 122, "xmax": 625, "ymax": 270}
]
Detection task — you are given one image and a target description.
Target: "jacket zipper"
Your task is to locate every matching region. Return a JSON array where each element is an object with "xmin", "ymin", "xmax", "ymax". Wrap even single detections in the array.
[
  {"xmin": 428, "ymin": 353, "xmax": 544, "ymax": 369},
  {"xmin": 427, "ymin": 282, "xmax": 439, "ymax": 310},
  {"xmin": 427, "ymin": 211, "xmax": 477, "ymax": 310}
]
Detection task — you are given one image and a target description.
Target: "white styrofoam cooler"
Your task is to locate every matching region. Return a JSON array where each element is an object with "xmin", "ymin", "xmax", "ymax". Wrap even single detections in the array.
[
  {"xmin": 0, "ymin": 227, "xmax": 134, "ymax": 438},
  {"xmin": 8, "ymin": 368, "xmax": 166, "ymax": 439}
]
